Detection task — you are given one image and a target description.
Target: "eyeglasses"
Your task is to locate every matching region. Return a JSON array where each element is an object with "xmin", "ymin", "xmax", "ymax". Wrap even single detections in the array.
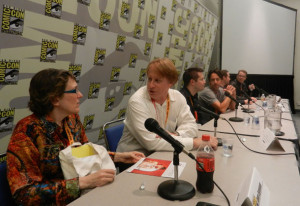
[
  {"xmin": 238, "ymin": 75, "xmax": 246, "ymax": 78},
  {"xmin": 64, "ymin": 88, "xmax": 79, "ymax": 94}
]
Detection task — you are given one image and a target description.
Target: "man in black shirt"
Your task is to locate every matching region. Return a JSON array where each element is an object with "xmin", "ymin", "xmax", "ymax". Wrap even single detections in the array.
[
  {"xmin": 180, "ymin": 68, "xmax": 209, "ymax": 125},
  {"xmin": 230, "ymin": 70, "xmax": 257, "ymax": 104}
]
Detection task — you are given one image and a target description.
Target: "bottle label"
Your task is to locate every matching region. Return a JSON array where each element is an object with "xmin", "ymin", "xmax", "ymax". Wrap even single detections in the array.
[{"xmin": 196, "ymin": 157, "xmax": 215, "ymax": 172}]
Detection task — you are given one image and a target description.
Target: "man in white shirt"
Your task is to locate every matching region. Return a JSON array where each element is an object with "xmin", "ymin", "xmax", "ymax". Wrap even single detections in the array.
[{"xmin": 117, "ymin": 58, "xmax": 218, "ymax": 156}]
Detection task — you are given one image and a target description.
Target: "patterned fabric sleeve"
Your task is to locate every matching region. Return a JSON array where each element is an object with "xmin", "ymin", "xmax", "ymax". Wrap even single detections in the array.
[{"xmin": 6, "ymin": 114, "xmax": 86, "ymax": 205}]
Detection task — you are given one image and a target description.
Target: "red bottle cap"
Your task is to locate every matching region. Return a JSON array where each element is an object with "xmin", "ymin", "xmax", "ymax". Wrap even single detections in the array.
[{"xmin": 202, "ymin": 134, "xmax": 210, "ymax": 141}]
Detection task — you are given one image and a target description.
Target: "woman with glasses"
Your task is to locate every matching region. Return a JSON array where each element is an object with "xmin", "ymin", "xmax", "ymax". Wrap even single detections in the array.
[{"xmin": 6, "ymin": 68, "xmax": 144, "ymax": 205}]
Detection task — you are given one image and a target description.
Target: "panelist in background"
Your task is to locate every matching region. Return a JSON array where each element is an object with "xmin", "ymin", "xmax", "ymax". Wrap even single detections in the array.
[
  {"xmin": 198, "ymin": 69, "xmax": 236, "ymax": 122},
  {"xmin": 230, "ymin": 69, "xmax": 257, "ymax": 104},
  {"xmin": 180, "ymin": 67, "xmax": 209, "ymax": 125},
  {"xmin": 117, "ymin": 58, "xmax": 218, "ymax": 157},
  {"xmin": 220, "ymin": 69, "xmax": 231, "ymax": 88},
  {"xmin": 6, "ymin": 69, "xmax": 144, "ymax": 205}
]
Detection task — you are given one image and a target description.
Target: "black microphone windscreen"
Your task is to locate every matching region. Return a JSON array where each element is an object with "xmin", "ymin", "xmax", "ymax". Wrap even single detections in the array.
[{"xmin": 144, "ymin": 118, "xmax": 159, "ymax": 132}]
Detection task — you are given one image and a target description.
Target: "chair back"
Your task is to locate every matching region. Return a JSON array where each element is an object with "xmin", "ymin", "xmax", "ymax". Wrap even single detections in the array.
[
  {"xmin": 103, "ymin": 118, "xmax": 125, "ymax": 152},
  {"xmin": 0, "ymin": 155, "xmax": 15, "ymax": 206}
]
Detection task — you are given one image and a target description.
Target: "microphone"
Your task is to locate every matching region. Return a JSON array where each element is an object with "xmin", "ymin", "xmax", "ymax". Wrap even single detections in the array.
[
  {"xmin": 224, "ymin": 91, "xmax": 239, "ymax": 104},
  {"xmin": 224, "ymin": 91, "xmax": 245, "ymax": 122},
  {"xmin": 194, "ymin": 104, "xmax": 225, "ymax": 120},
  {"xmin": 144, "ymin": 118, "xmax": 193, "ymax": 157},
  {"xmin": 255, "ymin": 85, "xmax": 269, "ymax": 96}
]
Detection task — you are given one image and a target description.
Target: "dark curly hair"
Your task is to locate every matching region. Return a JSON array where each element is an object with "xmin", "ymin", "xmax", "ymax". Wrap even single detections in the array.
[
  {"xmin": 28, "ymin": 68, "xmax": 75, "ymax": 117},
  {"xmin": 207, "ymin": 69, "xmax": 222, "ymax": 81}
]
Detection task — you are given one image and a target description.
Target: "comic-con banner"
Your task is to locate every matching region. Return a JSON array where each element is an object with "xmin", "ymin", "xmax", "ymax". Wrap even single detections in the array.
[{"xmin": 0, "ymin": 0, "xmax": 218, "ymax": 154}]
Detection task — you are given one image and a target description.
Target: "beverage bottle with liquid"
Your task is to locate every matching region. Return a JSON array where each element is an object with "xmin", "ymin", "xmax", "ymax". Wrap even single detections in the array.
[{"xmin": 196, "ymin": 134, "xmax": 215, "ymax": 193}]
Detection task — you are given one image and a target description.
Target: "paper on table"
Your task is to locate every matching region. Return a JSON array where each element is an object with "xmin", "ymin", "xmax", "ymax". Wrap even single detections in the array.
[{"xmin": 126, "ymin": 157, "xmax": 186, "ymax": 178}]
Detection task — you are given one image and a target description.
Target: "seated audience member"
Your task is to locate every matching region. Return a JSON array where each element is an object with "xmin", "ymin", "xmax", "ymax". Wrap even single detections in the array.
[
  {"xmin": 116, "ymin": 58, "xmax": 218, "ymax": 157},
  {"xmin": 198, "ymin": 69, "xmax": 236, "ymax": 122},
  {"xmin": 180, "ymin": 67, "xmax": 209, "ymax": 125},
  {"xmin": 230, "ymin": 69, "xmax": 257, "ymax": 104},
  {"xmin": 6, "ymin": 68, "xmax": 144, "ymax": 205}
]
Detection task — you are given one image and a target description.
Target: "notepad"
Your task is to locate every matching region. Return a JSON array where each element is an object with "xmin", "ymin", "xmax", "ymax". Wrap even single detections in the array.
[{"xmin": 71, "ymin": 144, "xmax": 96, "ymax": 158}]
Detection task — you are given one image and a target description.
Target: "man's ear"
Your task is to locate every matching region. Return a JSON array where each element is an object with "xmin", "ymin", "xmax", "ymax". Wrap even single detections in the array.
[{"xmin": 190, "ymin": 79, "xmax": 195, "ymax": 85}]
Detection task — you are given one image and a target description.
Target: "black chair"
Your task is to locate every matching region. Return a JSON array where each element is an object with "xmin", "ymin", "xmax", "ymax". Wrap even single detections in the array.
[{"xmin": 0, "ymin": 155, "xmax": 15, "ymax": 206}]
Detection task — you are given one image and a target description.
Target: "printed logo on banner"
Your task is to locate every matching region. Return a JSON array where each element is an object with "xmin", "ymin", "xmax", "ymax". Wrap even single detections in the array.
[
  {"xmin": 171, "ymin": 0, "xmax": 177, "ymax": 12},
  {"xmin": 148, "ymin": 14, "xmax": 155, "ymax": 29},
  {"xmin": 195, "ymin": 35, "xmax": 199, "ymax": 44},
  {"xmin": 129, "ymin": 54, "xmax": 137, "ymax": 68},
  {"xmin": 183, "ymin": 30, "xmax": 188, "ymax": 41},
  {"xmin": 180, "ymin": 51, "xmax": 185, "ymax": 61},
  {"xmin": 99, "ymin": 12, "xmax": 111, "ymax": 31},
  {"xmin": 161, "ymin": 6, "xmax": 166, "ymax": 20},
  {"xmin": 186, "ymin": 9, "xmax": 191, "ymax": 20},
  {"xmin": 139, "ymin": 68, "xmax": 146, "ymax": 81},
  {"xmin": 192, "ymin": 53, "xmax": 195, "ymax": 62},
  {"xmin": 120, "ymin": 2, "xmax": 130, "ymax": 19},
  {"xmin": 83, "ymin": 114, "xmax": 94, "ymax": 130},
  {"xmin": 118, "ymin": 108, "xmax": 126, "ymax": 119},
  {"xmin": 157, "ymin": 32, "xmax": 163, "ymax": 45},
  {"xmin": 184, "ymin": 61, "xmax": 189, "ymax": 70},
  {"xmin": 77, "ymin": 0, "xmax": 91, "ymax": 6},
  {"xmin": 69, "ymin": 64, "xmax": 82, "ymax": 83},
  {"xmin": 164, "ymin": 47, "xmax": 170, "ymax": 58},
  {"xmin": 40, "ymin": 39, "xmax": 58, "ymax": 62},
  {"xmin": 123, "ymin": 82, "xmax": 132, "ymax": 95},
  {"xmin": 144, "ymin": 42, "xmax": 151, "ymax": 56},
  {"xmin": 174, "ymin": 38, "xmax": 179, "ymax": 49},
  {"xmin": 98, "ymin": 126, "xmax": 104, "ymax": 140},
  {"xmin": 188, "ymin": 43, "xmax": 192, "ymax": 52},
  {"xmin": 0, "ymin": 108, "xmax": 15, "ymax": 132},
  {"xmin": 45, "ymin": 0, "xmax": 62, "ymax": 19},
  {"xmin": 172, "ymin": 59, "xmax": 176, "ymax": 66},
  {"xmin": 194, "ymin": 3, "xmax": 199, "ymax": 13},
  {"xmin": 116, "ymin": 35, "xmax": 126, "ymax": 51},
  {"xmin": 72, "ymin": 24, "xmax": 87, "ymax": 45},
  {"xmin": 110, "ymin": 67, "xmax": 120, "ymax": 82},
  {"xmin": 105, "ymin": 97, "xmax": 115, "ymax": 112},
  {"xmin": 178, "ymin": 16, "xmax": 183, "ymax": 27},
  {"xmin": 134, "ymin": 24, "xmax": 142, "ymax": 39},
  {"xmin": 88, "ymin": 82, "xmax": 101, "ymax": 99},
  {"xmin": 168, "ymin": 24, "xmax": 174, "ymax": 35},
  {"xmin": 0, "ymin": 60, "xmax": 20, "ymax": 85},
  {"xmin": 138, "ymin": 0, "xmax": 145, "ymax": 10},
  {"xmin": 94, "ymin": 48, "xmax": 106, "ymax": 65},
  {"xmin": 191, "ymin": 23, "xmax": 196, "ymax": 33},
  {"xmin": 198, "ymin": 17, "xmax": 202, "ymax": 26},
  {"xmin": 1, "ymin": 5, "xmax": 25, "ymax": 35}
]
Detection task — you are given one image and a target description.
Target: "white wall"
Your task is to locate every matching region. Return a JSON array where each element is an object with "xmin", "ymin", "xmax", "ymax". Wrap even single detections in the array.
[{"xmin": 271, "ymin": 0, "xmax": 300, "ymax": 110}]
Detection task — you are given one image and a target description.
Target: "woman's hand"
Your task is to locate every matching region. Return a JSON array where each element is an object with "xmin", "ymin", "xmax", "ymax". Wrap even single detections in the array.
[
  {"xmin": 114, "ymin": 151, "xmax": 145, "ymax": 163},
  {"xmin": 79, "ymin": 169, "xmax": 116, "ymax": 189}
]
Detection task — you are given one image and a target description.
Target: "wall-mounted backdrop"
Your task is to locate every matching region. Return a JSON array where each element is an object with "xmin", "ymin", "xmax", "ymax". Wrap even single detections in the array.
[{"xmin": 0, "ymin": 0, "xmax": 218, "ymax": 154}]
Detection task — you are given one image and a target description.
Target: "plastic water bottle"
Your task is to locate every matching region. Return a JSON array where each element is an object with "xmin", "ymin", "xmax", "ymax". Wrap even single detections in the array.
[
  {"xmin": 252, "ymin": 115, "xmax": 260, "ymax": 130},
  {"xmin": 196, "ymin": 134, "xmax": 215, "ymax": 193},
  {"xmin": 261, "ymin": 93, "xmax": 265, "ymax": 101}
]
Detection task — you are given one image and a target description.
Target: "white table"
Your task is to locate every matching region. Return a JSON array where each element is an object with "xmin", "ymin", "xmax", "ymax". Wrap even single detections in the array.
[{"xmin": 69, "ymin": 101, "xmax": 300, "ymax": 206}]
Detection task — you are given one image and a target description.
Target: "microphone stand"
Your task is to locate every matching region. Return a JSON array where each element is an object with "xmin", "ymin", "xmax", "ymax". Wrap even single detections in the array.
[
  {"xmin": 214, "ymin": 117, "xmax": 218, "ymax": 137},
  {"xmin": 229, "ymin": 103, "xmax": 244, "ymax": 122},
  {"xmin": 157, "ymin": 150, "xmax": 195, "ymax": 201},
  {"xmin": 240, "ymin": 91, "xmax": 255, "ymax": 113}
]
